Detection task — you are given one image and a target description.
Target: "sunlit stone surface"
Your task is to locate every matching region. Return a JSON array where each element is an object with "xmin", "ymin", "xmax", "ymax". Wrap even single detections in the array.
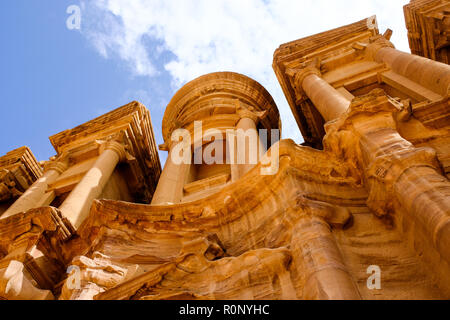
[{"xmin": 0, "ymin": 12, "xmax": 449, "ymax": 300}]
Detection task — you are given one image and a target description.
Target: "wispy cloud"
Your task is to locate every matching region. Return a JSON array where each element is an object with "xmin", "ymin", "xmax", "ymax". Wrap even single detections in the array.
[{"xmin": 80, "ymin": 0, "xmax": 410, "ymax": 143}]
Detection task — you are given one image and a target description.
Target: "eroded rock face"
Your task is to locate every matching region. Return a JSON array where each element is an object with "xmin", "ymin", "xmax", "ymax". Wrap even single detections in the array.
[
  {"xmin": 64, "ymin": 130, "xmax": 449, "ymax": 300},
  {"xmin": 2, "ymin": 91, "xmax": 449, "ymax": 300}
]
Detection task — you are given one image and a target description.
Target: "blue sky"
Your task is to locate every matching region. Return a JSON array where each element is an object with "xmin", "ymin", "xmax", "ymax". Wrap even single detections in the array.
[
  {"xmin": 0, "ymin": 0, "xmax": 410, "ymax": 166},
  {"xmin": 0, "ymin": 0, "xmax": 174, "ymax": 164}
]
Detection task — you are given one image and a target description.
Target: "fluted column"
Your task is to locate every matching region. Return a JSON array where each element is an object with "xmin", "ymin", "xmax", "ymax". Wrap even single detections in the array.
[
  {"xmin": 368, "ymin": 36, "xmax": 450, "ymax": 97},
  {"xmin": 151, "ymin": 140, "xmax": 190, "ymax": 205},
  {"xmin": 294, "ymin": 67, "xmax": 351, "ymax": 122},
  {"xmin": 59, "ymin": 140, "xmax": 126, "ymax": 229},
  {"xmin": 1, "ymin": 160, "xmax": 68, "ymax": 219}
]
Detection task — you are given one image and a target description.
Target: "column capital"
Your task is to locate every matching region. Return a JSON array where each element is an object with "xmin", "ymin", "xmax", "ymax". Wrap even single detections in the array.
[
  {"xmin": 235, "ymin": 100, "xmax": 267, "ymax": 124},
  {"xmin": 286, "ymin": 66, "xmax": 322, "ymax": 102},
  {"xmin": 102, "ymin": 140, "xmax": 127, "ymax": 162},
  {"xmin": 290, "ymin": 66, "xmax": 322, "ymax": 90},
  {"xmin": 43, "ymin": 159, "xmax": 69, "ymax": 174},
  {"xmin": 365, "ymin": 35, "xmax": 395, "ymax": 61}
]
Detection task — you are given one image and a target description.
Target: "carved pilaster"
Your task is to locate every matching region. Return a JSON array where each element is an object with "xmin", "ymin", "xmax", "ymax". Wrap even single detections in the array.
[
  {"xmin": 290, "ymin": 214, "xmax": 361, "ymax": 300},
  {"xmin": 324, "ymin": 89, "xmax": 450, "ymax": 266}
]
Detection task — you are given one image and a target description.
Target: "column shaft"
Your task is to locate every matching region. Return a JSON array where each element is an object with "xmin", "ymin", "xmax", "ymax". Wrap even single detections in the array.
[
  {"xmin": 227, "ymin": 135, "xmax": 240, "ymax": 182},
  {"xmin": 302, "ymin": 73, "xmax": 351, "ymax": 122},
  {"xmin": 151, "ymin": 142, "xmax": 190, "ymax": 205},
  {"xmin": 360, "ymin": 125, "xmax": 450, "ymax": 265},
  {"xmin": 375, "ymin": 47, "xmax": 450, "ymax": 97},
  {"xmin": 235, "ymin": 117, "xmax": 264, "ymax": 177},
  {"xmin": 59, "ymin": 144, "xmax": 123, "ymax": 229}
]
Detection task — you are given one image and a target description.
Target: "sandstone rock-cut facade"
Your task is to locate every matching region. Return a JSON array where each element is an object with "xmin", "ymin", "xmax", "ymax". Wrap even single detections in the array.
[
  {"xmin": 0, "ymin": 147, "xmax": 43, "ymax": 216},
  {"xmin": 404, "ymin": 0, "xmax": 450, "ymax": 63},
  {"xmin": 0, "ymin": 13, "xmax": 449, "ymax": 300},
  {"xmin": 0, "ymin": 102, "xmax": 161, "ymax": 299}
]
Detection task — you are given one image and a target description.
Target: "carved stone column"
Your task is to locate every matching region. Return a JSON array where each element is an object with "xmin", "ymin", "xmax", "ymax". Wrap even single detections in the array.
[
  {"xmin": 367, "ymin": 36, "xmax": 450, "ymax": 97},
  {"xmin": 363, "ymin": 130, "xmax": 450, "ymax": 265},
  {"xmin": 291, "ymin": 214, "xmax": 361, "ymax": 300},
  {"xmin": 151, "ymin": 140, "xmax": 190, "ymax": 205},
  {"xmin": 292, "ymin": 67, "xmax": 351, "ymax": 122},
  {"xmin": 232, "ymin": 106, "xmax": 266, "ymax": 179},
  {"xmin": 227, "ymin": 133, "xmax": 240, "ymax": 183},
  {"xmin": 325, "ymin": 90, "xmax": 450, "ymax": 266},
  {"xmin": 59, "ymin": 140, "xmax": 126, "ymax": 229},
  {"xmin": 1, "ymin": 160, "xmax": 68, "ymax": 219}
]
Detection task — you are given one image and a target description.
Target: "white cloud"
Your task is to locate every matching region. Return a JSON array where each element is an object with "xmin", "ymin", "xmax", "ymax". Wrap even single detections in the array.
[{"xmin": 81, "ymin": 0, "xmax": 411, "ymax": 143}]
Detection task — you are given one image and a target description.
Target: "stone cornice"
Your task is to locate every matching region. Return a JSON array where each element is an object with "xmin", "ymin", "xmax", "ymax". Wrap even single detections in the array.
[
  {"xmin": 48, "ymin": 101, "xmax": 161, "ymax": 203},
  {"xmin": 404, "ymin": 0, "xmax": 450, "ymax": 63},
  {"xmin": 0, "ymin": 147, "xmax": 43, "ymax": 202},
  {"xmin": 0, "ymin": 206, "xmax": 74, "ymax": 250}
]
